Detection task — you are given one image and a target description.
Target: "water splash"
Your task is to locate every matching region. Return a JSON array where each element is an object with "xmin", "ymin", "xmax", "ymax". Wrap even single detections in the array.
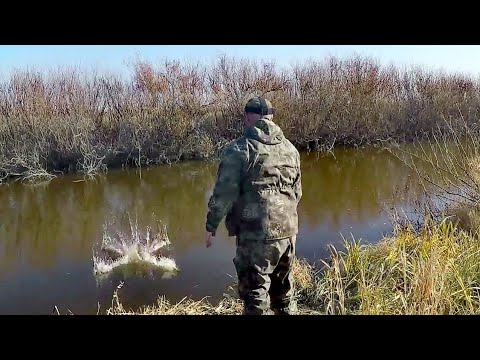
[{"xmin": 92, "ymin": 215, "xmax": 179, "ymax": 279}]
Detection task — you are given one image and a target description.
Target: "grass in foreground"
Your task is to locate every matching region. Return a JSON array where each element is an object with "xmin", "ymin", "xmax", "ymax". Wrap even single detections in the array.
[
  {"xmin": 105, "ymin": 258, "xmax": 323, "ymax": 315},
  {"xmin": 106, "ymin": 218, "xmax": 480, "ymax": 315},
  {"xmin": 318, "ymin": 219, "xmax": 480, "ymax": 315}
]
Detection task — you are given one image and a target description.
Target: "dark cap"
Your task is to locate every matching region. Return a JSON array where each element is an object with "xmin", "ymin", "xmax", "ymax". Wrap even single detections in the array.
[{"xmin": 244, "ymin": 96, "xmax": 274, "ymax": 116}]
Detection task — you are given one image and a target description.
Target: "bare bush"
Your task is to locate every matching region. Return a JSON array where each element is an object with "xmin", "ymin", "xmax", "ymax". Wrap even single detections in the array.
[{"xmin": 1, "ymin": 55, "xmax": 479, "ymax": 182}]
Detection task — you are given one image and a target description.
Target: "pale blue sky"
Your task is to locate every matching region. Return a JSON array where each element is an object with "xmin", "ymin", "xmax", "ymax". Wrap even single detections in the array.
[{"xmin": 1, "ymin": 45, "xmax": 480, "ymax": 77}]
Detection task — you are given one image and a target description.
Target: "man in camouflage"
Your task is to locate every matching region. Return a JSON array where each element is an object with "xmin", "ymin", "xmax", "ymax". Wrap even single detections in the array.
[{"xmin": 205, "ymin": 96, "xmax": 302, "ymax": 315}]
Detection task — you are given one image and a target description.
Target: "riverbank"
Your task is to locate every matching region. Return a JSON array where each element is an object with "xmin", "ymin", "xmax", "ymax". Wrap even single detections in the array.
[
  {"xmin": 106, "ymin": 217, "xmax": 480, "ymax": 315},
  {"xmin": 105, "ymin": 258, "xmax": 323, "ymax": 315},
  {"xmin": 1, "ymin": 55, "xmax": 480, "ymax": 183}
]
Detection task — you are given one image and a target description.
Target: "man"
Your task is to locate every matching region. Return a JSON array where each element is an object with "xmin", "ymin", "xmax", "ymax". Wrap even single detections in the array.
[{"xmin": 205, "ymin": 96, "xmax": 302, "ymax": 315}]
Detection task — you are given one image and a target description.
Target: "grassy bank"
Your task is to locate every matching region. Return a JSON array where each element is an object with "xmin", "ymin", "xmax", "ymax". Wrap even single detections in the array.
[
  {"xmin": 2, "ymin": 55, "xmax": 480, "ymax": 182},
  {"xmin": 106, "ymin": 258, "xmax": 323, "ymax": 315},
  {"xmin": 106, "ymin": 218, "xmax": 480, "ymax": 315},
  {"xmin": 318, "ymin": 219, "xmax": 480, "ymax": 314}
]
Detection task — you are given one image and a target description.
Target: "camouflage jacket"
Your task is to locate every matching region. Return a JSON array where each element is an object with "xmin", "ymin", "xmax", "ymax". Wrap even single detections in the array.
[{"xmin": 206, "ymin": 117, "xmax": 302, "ymax": 241}]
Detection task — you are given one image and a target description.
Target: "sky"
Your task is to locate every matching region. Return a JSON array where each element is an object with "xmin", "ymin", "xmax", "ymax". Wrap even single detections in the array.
[{"xmin": 1, "ymin": 45, "xmax": 480, "ymax": 77}]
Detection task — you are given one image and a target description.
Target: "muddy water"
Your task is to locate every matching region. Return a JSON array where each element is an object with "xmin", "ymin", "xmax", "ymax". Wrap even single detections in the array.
[{"xmin": 0, "ymin": 146, "xmax": 429, "ymax": 314}]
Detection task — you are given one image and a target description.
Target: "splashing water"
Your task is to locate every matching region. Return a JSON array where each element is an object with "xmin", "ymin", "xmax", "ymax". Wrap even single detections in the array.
[{"xmin": 92, "ymin": 216, "xmax": 179, "ymax": 279}]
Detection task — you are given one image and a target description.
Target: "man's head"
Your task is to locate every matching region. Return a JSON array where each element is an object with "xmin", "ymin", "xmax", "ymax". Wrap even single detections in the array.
[{"xmin": 243, "ymin": 96, "xmax": 274, "ymax": 127}]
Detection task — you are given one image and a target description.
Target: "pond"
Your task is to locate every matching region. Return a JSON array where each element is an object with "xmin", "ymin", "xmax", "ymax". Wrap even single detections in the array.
[{"xmin": 0, "ymin": 145, "xmax": 431, "ymax": 314}]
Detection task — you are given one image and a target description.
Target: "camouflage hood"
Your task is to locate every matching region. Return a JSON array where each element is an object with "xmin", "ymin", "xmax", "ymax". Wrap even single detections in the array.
[{"xmin": 244, "ymin": 116, "xmax": 284, "ymax": 145}]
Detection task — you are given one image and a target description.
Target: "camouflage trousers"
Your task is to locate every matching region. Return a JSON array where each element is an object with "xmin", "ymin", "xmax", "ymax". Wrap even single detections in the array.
[{"xmin": 233, "ymin": 236, "xmax": 296, "ymax": 315}]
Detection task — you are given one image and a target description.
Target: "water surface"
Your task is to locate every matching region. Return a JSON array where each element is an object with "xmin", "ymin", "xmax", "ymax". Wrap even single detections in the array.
[{"xmin": 0, "ymin": 146, "xmax": 428, "ymax": 314}]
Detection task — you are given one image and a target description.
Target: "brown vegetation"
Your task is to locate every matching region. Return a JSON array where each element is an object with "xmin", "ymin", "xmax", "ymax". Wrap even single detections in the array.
[{"xmin": 1, "ymin": 55, "xmax": 479, "ymax": 182}]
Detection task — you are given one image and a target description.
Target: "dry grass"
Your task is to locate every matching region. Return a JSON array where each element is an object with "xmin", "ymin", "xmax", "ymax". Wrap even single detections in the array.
[
  {"xmin": 1, "ymin": 55, "xmax": 480, "ymax": 182},
  {"xmin": 105, "ymin": 218, "xmax": 480, "ymax": 315},
  {"xmin": 445, "ymin": 203, "xmax": 480, "ymax": 235},
  {"xmin": 385, "ymin": 107, "xmax": 480, "ymax": 235},
  {"xmin": 107, "ymin": 294, "xmax": 244, "ymax": 315},
  {"xmin": 317, "ymin": 218, "xmax": 480, "ymax": 315},
  {"xmin": 106, "ymin": 259, "xmax": 323, "ymax": 315}
]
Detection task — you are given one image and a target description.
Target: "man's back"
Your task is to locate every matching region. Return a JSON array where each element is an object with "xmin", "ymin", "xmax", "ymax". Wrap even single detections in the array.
[
  {"xmin": 207, "ymin": 116, "xmax": 302, "ymax": 241},
  {"xmin": 205, "ymin": 97, "xmax": 302, "ymax": 315}
]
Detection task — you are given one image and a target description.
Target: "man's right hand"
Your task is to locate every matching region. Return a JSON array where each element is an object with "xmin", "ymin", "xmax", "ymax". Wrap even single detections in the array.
[{"xmin": 205, "ymin": 231, "xmax": 215, "ymax": 248}]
